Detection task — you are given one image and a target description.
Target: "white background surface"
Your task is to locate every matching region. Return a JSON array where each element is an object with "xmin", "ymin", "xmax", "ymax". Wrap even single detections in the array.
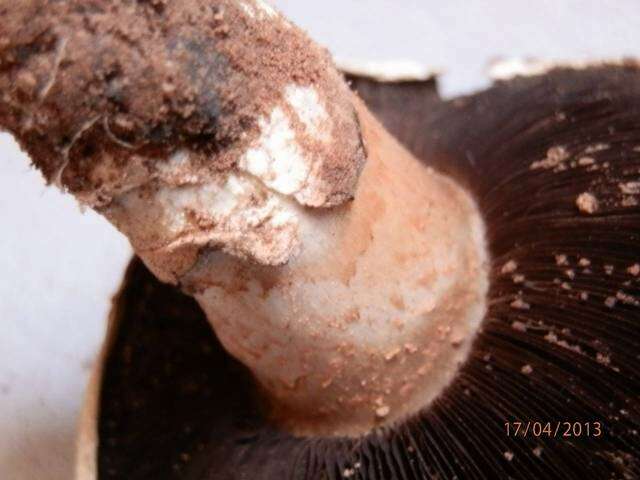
[{"xmin": 1, "ymin": 1, "xmax": 639, "ymax": 479}]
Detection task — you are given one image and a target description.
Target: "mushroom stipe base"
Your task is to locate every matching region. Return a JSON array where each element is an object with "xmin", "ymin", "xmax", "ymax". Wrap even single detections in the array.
[{"xmin": 87, "ymin": 66, "xmax": 640, "ymax": 479}]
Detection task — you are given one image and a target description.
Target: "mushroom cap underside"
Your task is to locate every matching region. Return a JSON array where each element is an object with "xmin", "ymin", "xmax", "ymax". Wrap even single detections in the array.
[{"xmin": 94, "ymin": 65, "xmax": 640, "ymax": 480}]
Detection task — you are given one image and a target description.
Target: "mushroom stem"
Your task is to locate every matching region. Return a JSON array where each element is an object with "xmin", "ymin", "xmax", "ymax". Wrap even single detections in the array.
[
  {"xmin": 186, "ymin": 101, "xmax": 489, "ymax": 435},
  {"xmin": 0, "ymin": 0, "xmax": 488, "ymax": 436}
]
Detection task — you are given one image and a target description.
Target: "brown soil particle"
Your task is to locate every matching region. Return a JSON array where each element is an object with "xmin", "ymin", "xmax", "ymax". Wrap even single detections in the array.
[
  {"xmin": 596, "ymin": 353, "xmax": 612, "ymax": 366},
  {"xmin": 619, "ymin": 182, "xmax": 640, "ymax": 195},
  {"xmin": 585, "ymin": 143, "xmax": 610, "ymax": 153},
  {"xmin": 510, "ymin": 298, "xmax": 530, "ymax": 310},
  {"xmin": 605, "ymin": 296, "xmax": 618, "ymax": 308},
  {"xmin": 555, "ymin": 254, "xmax": 569, "ymax": 266},
  {"xmin": 616, "ymin": 291, "xmax": 639, "ymax": 306},
  {"xmin": 501, "ymin": 259, "xmax": 518, "ymax": 274},
  {"xmin": 579, "ymin": 258, "xmax": 591, "ymax": 267},
  {"xmin": 530, "ymin": 146, "xmax": 569, "ymax": 170},
  {"xmin": 342, "ymin": 467, "xmax": 355, "ymax": 478},
  {"xmin": 576, "ymin": 192, "xmax": 599, "ymax": 214},
  {"xmin": 521, "ymin": 364, "xmax": 533, "ymax": 375},
  {"xmin": 578, "ymin": 156, "xmax": 595, "ymax": 166},
  {"xmin": 511, "ymin": 320, "xmax": 528, "ymax": 332},
  {"xmin": 375, "ymin": 405, "xmax": 390, "ymax": 419}
]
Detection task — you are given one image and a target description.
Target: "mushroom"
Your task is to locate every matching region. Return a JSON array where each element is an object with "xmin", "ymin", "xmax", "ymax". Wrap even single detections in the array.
[
  {"xmin": 0, "ymin": 0, "xmax": 487, "ymax": 438},
  {"xmin": 2, "ymin": 2, "xmax": 640, "ymax": 480}
]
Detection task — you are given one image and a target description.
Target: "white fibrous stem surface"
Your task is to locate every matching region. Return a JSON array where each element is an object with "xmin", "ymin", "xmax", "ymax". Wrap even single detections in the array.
[{"xmin": 238, "ymin": 85, "xmax": 333, "ymax": 205}]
